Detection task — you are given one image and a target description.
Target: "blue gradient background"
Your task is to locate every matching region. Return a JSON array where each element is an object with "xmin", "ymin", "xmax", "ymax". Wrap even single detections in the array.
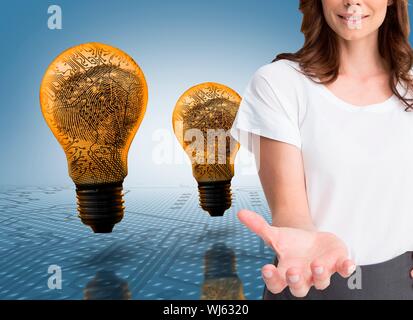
[{"xmin": 0, "ymin": 0, "xmax": 412, "ymax": 188}]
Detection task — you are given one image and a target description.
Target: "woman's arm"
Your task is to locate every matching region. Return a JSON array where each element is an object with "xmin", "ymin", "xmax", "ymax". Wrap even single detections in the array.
[
  {"xmin": 256, "ymin": 135, "xmax": 316, "ymax": 231},
  {"xmin": 238, "ymin": 134, "xmax": 356, "ymax": 297}
]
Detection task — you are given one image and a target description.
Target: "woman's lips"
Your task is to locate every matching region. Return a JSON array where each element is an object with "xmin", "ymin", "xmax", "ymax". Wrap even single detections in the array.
[{"xmin": 337, "ymin": 14, "xmax": 368, "ymax": 30}]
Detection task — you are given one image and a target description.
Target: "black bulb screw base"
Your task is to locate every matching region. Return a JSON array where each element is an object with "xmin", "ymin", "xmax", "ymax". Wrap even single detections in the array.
[
  {"xmin": 75, "ymin": 182, "xmax": 124, "ymax": 233},
  {"xmin": 198, "ymin": 180, "xmax": 232, "ymax": 217}
]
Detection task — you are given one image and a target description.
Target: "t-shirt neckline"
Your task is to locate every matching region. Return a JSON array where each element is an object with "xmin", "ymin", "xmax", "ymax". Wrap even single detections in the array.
[
  {"xmin": 284, "ymin": 59, "xmax": 400, "ymax": 112},
  {"xmin": 315, "ymin": 80, "xmax": 398, "ymax": 112}
]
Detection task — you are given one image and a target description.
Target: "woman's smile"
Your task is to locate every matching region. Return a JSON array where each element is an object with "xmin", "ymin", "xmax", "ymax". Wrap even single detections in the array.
[{"xmin": 337, "ymin": 14, "xmax": 370, "ymax": 22}]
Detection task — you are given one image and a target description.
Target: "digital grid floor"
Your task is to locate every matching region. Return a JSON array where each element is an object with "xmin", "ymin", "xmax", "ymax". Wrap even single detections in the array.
[{"xmin": 0, "ymin": 185, "xmax": 274, "ymax": 300}]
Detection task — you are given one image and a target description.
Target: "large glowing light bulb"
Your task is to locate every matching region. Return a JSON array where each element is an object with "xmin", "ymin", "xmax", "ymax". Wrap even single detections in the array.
[
  {"xmin": 40, "ymin": 42, "xmax": 148, "ymax": 233},
  {"xmin": 172, "ymin": 82, "xmax": 241, "ymax": 216}
]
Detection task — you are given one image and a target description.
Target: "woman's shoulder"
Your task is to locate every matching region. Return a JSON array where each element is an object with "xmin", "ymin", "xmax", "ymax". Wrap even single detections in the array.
[
  {"xmin": 250, "ymin": 59, "xmax": 309, "ymax": 99},
  {"xmin": 243, "ymin": 59, "xmax": 308, "ymax": 121},
  {"xmin": 254, "ymin": 59, "xmax": 303, "ymax": 80}
]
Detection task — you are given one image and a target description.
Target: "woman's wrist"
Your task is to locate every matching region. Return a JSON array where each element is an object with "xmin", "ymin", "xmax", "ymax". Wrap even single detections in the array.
[{"xmin": 271, "ymin": 217, "xmax": 317, "ymax": 232}]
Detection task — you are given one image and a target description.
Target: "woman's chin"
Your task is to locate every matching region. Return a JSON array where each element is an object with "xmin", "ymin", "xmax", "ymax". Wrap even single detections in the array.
[{"xmin": 338, "ymin": 31, "xmax": 366, "ymax": 41}]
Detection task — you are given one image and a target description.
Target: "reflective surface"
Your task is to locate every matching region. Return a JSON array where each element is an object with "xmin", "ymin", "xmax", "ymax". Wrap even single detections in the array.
[{"xmin": 0, "ymin": 185, "xmax": 273, "ymax": 300}]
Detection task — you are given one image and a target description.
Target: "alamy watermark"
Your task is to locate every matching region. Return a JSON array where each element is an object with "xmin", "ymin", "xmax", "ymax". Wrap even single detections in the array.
[
  {"xmin": 47, "ymin": 264, "xmax": 62, "ymax": 290},
  {"xmin": 47, "ymin": 5, "xmax": 62, "ymax": 30},
  {"xmin": 152, "ymin": 123, "xmax": 262, "ymax": 176},
  {"xmin": 347, "ymin": 265, "xmax": 362, "ymax": 290}
]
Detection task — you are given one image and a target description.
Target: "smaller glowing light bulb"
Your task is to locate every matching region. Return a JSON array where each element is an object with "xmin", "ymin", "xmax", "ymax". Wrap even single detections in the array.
[{"xmin": 172, "ymin": 82, "xmax": 241, "ymax": 217}]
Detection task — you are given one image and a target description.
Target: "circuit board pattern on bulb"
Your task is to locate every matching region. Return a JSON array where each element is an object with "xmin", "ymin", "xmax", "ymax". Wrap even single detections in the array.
[
  {"xmin": 0, "ymin": 185, "xmax": 274, "ymax": 300},
  {"xmin": 40, "ymin": 43, "xmax": 147, "ymax": 185},
  {"xmin": 173, "ymin": 83, "xmax": 241, "ymax": 182}
]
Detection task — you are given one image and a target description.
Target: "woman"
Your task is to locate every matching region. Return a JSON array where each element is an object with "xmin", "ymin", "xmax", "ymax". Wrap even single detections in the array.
[{"xmin": 230, "ymin": 0, "xmax": 413, "ymax": 299}]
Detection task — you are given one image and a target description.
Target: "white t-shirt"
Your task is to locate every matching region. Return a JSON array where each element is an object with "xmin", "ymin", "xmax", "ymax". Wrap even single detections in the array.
[{"xmin": 230, "ymin": 59, "xmax": 413, "ymax": 266}]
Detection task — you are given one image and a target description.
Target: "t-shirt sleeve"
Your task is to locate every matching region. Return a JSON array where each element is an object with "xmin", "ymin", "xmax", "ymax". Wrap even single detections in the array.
[{"xmin": 230, "ymin": 64, "xmax": 303, "ymax": 151}]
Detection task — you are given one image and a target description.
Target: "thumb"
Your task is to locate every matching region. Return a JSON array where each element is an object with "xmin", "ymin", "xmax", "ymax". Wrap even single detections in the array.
[{"xmin": 237, "ymin": 209, "xmax": 279, "ymax": 247}]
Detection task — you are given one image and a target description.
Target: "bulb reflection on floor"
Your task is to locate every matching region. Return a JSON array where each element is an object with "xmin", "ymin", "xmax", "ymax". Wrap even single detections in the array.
[
  {"xmin": 84, "ymin": 270, "xmax": 131, "ymax": 300},
  {"xmin": 201, "ymin": 243, "xmax": 245, "ymax": 300}
]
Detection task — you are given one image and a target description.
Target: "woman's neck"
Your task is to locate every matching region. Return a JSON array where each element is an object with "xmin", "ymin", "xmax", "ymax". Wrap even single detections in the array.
[{"xmin": 337, "ymin": 30, "xmax": 390, "ymax": 79}]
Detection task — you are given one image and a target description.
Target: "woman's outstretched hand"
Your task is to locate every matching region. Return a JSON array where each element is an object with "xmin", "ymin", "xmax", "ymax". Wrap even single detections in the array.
[{"xmin": 238, "ymin": 209, "xmax": 356, "ymax": 298}]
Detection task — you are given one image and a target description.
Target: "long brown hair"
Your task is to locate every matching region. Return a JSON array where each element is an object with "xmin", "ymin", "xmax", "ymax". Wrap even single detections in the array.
[{"xmin": 273, "ymin": 0, "xmax": 413, "ymax": 111}]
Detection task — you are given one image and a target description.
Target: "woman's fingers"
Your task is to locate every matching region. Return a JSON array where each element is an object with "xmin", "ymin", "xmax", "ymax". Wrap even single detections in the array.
[
  {"xmin": 309, "ymin": 251, "xmax": 340, "ymax": 290},
  {"xmin": 335, "ymin": 257, "xmax": 357, "ymax": 278},
  {"xmin": 263, "ymin": 264, "xmax": 314, "ymax": 297},
  {"xmin": 237, "ymin": 209, "xmax": 279, "ymax": 249},
  {"xmin": 261, "ymin": 264, "xmax": 287, "ymax": 294},
  {"xmin": 283, "ymin": 256, "xmax": 356, "ymax": 296},
  {"xmin": 310, "ymin": 263, "xmax": 331, "ymax": 290},
  {"xmin": 285, "ymin": 267, "xmax": 311, "ymax": 297}
]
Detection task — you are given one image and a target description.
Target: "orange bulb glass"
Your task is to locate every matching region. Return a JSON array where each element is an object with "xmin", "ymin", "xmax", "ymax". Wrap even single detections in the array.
[
  {"xmin": 172, "ymin": 82, "xmax": 241, "ymax": 216},
  {"xmin": 40, "ymin": 42, "xmax": 148, "ymax": 232}
]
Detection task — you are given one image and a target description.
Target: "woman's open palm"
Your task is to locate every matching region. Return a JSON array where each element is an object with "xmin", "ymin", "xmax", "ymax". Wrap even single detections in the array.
[{"xmin": 238, "ymin": 209, "xmax": 356, "ymax": 297}]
